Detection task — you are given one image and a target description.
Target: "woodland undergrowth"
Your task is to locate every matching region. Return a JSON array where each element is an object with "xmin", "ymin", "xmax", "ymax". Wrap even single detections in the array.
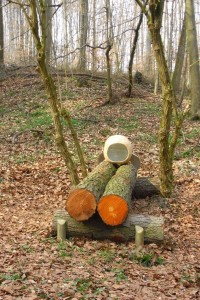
[{"xmin": 0, "ymin": 68, "xmax": 199, "ymax": 299}]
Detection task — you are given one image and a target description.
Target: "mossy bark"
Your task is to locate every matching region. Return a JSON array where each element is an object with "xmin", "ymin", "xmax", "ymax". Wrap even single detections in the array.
[
  {"xmin": 53, "ymin": 210, "xmax": 164, "ymax": 243},
  {"xmin": 135, "ymin": 0, "xmax": 189, "ymax": 197},
  {"xmin": 132, "ymin": 177, "xmax": 160, "ymax": 199},
  {"xmin": 66, "ymin": 161, "xmax": 117, "ymax": 221},
  {"xmin": 147, "ymin": 3, "xmax": 174, "ymax": 196},
  {"xmin": 18, "ymin": 0, "xmax": 87, "ymax": 185},
  {"xmin": 73, "ymin": 161, "xmax": 117, "ymax": 200},
  {"xmin": 61, "ymin": 108, "xmax": 87, "ymax": 178},
  {"xmin": 101, "ymin": 164, "xmax": 137, "ymax": 206}
]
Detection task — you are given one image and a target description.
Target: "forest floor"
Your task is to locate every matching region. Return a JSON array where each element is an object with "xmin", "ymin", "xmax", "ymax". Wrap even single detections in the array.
[{"xmin": 0, "ymin": 67, "xmax": 200, "ymax": 300}]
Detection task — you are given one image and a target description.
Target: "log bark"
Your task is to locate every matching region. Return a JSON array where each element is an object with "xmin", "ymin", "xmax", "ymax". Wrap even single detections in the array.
[
  {"xmin": 52, "ymin": 210, "xmax": 164, "ymax": 243},
  {"xmin": 132, "ymin": 177, "xmax": 160, "ymax": 199},
  {"xmin": 97, "ymin": 164, "xmax": 137, "ymax": 226},
  {"xmin": 66, "ymin": 161, "xmax": 117, "ymax": 221}
]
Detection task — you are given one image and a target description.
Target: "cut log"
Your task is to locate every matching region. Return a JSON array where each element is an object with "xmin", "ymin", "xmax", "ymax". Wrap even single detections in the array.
[
  {"xmin": 66, "ymin": 161, "xmax": 117, "ymax": 221},
  {"xmin": 97, "ymin": 164, "xmax": 137, "ymax": 226},
  {"xmin": 52, "ymin": 210, "xmax": 164, "ymax": 243},
  {"xmin": 132, "ymin": 177, "xmax": 160, "ymax": 199}
]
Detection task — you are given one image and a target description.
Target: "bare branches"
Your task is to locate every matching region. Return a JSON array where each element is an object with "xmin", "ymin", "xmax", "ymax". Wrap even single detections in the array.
[
  {"xmin": 6, "ymin": 0, "xmax": 29, "ymax": 7},
  {"xmin": 135, "ymin": 0, "xmax": 149, "ymax": 17},
  {"xmin": 47, "ymin": 3, "xmax": 62, "ymax": 8}
]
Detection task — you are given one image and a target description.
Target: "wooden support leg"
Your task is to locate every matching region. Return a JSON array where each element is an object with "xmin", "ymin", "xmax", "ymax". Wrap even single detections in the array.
[
  {"xmin": 57, "ymin": 219, "xmax": 66, "ymax": 241},
  {"xmin": 135, "ymin": 225, "xmax": 144, "ymax": 249}
]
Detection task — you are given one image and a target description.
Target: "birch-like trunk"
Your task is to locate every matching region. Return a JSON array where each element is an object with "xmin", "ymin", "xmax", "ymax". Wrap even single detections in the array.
[
  {"xmin": 127, "ymin": 11, "xmax": 143, "ymax": 97},
  {"xmin": 172, "ymin": 13, "xmax": 186, "ymax": 93},
  {"xmin": 45, "ymin": 0, "xmax": 53, "ymax": 66},
  {"xmin": 186, "ymin": 0, "xmax": 200, "ymax": 120},
  {"xmin": 78, "ymin": 0, "xmax": 88, "ymax": 70},
  {"xmin": 0, "ymin": 0, "xmax": 5, "ymax": 81}
]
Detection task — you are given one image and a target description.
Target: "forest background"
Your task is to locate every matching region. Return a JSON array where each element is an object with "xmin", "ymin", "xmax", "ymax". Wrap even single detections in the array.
[{"xmin": 0, "ymin": 0, "xmax": 200, "ymax": 299}]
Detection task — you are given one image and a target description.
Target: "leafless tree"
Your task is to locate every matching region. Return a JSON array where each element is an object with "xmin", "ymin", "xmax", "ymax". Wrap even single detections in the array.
[{"xmin": 186, "ymin": 0, "xmax": 200, "ymax": 120}]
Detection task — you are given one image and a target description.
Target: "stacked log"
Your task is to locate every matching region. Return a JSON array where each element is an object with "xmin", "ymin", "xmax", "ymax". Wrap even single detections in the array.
[
  {"xmin": 66, "ymin": 161, "xmax": 116, "ymax": 221},
  {"xmin": 53, "ymin": 210, "xmax": 164, "ymax": 243},
  {"xmin": 132, "ymin": 177, "xmax": 160, "ymax": 199},
  {"xmin": 97, "ymin": 164, "xmax": 137, "ymax": 226},
  {"xmin": 63, "ymin": 133, "xmax": 164, "ymax": 243}
]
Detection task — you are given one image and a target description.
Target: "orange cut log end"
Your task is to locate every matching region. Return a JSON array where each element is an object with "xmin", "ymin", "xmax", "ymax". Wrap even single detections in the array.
[
  {"xmin": 66, "ymin": 189, "xmax": 96, "ymax": 221},
  {"xmin": 97, "ymin": 195, "xmax": 128, "ymax": 226}
]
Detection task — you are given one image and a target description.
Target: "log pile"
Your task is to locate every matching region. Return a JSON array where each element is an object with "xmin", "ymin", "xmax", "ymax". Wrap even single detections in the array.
[
  {"xmin": 53, "ymin": 210, "xmax": 164, "ymax": 243},
  {"xmin": 53, "ymin": 135, "xmax": 164, "ymax": 243},
  {"xmin": 66, "ymin": 161, "xmax": 116, "ymax": 221},
  {"xmin": 98, "ymin": 164, "xmax": 137, "ymax": 226},
  {"xmin": 132, "ymin": 177, "xmax": 160, "ymax": 199}
]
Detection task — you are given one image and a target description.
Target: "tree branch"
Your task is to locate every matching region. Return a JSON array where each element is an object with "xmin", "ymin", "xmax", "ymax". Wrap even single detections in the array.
[{"xmin": 135, "ymin": 0, "xmax": 149, "ymax": 17}]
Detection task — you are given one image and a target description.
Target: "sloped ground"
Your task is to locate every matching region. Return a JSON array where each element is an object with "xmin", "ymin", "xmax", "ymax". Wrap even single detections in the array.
[{"xmin": 0, "ymin": 69, "xmax": 200, "ymax": 299}]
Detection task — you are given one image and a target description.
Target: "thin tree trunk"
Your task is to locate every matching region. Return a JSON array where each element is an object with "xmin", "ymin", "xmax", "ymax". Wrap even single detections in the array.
[
  {"xmin": 45, "ymin": 0, "xmax": 53, "ymax": 66},
  {"xmin": 167, "ymin": 0, "xmax": 175, "ymax": 73},
  {"xmin": 63, "ymin": 1, "xmax": 69, "ymax": 69},
  {"xmin": 37, "ymin": 59, "xmax": 80, "ymax": 185},
  {"xmin": 18, "ymin": 0, "xmax": 84, "ymax": 185},
  {"xmin": 60, "ymin": 108, "xmax": 87, "ymax": 178},
  {"xmin": 127, "ymin": 11, "xmax": 143, "ymax": 97},
  {"xmin": 145, "ymin": 29, "xmax": 152, "ymax": 77},
  {"xmin": 105, "ymin": 0, "xmax": 114, "ymax": 103},
  {"xmin": 154, "ymin": 68, "xmax": 159, "ymax": 95},
  {"xmin": 135, "ymin": 0, "xmax": 189, "ymax": 197},
  {"xmin": 78, "ymin": 0, "xmax": 88, "ymax": 70},
  {"xmin": 0, "ymin": 0, "xmax": 5, "ymax": 80},
  {"xmin": 186, "ymin": 0, "xmax": 200, "ymax": 120},
  {"xmin": 105, "ymin": 44, "xmax": 113, "ymax": 103},
  {"xmin": 172, "ymin": 13, "xmax": 186, "ymax": 93},
  {"xmin": 92, "ymin": 0, "xmax": 96, "ymax": 72}
]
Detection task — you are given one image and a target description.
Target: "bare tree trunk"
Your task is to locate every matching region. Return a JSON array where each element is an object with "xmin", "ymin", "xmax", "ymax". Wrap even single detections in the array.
[
  {"xmin": 136, "ymin": 0, "xmax": 189, "ymax": 197},
  {"xmin": 154, "ymin": 66, "xmax": 159, "ymax": 95},
  {"xmin": 105, "ymin": 0, "xmax": 114, "ymax": 103},
  {"xmin": 92, "ymin": 0, "xmax": 96, "ymax": 72},
  {"xmin": 172, "ymin": 13, "xmax": 186, "ymax": 93},
  {"xmin": 62, "ymin": 0, "xmax": 69, "ymax": 69},
  {"xmin": 45, "ymin": 0, "xmax": 53, "ymax": 66},
  {"xmin": 127, "ymin": 11, "xmax": 143, "ymax": 97},
  {"xmin": 14, "ymin": 0, "xmax": 88, "ymax": 185},
  {"xmin": 145, "ymin": 29, "xmax": 152, "ymax": 78},
  {"xmin": 167, "ymin": 0, "xmax": 175, "ymax": 73},
  {"xmin": 0, "ymin": 0, "xmax": 5, "ymax": 81},
  {"xmin": 186, "ymin": 0, "xmax": 200, "ymax": 120},
  {"xmin": 78, "ymin": 0, "xmax": 88, "ymax": 70}
]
